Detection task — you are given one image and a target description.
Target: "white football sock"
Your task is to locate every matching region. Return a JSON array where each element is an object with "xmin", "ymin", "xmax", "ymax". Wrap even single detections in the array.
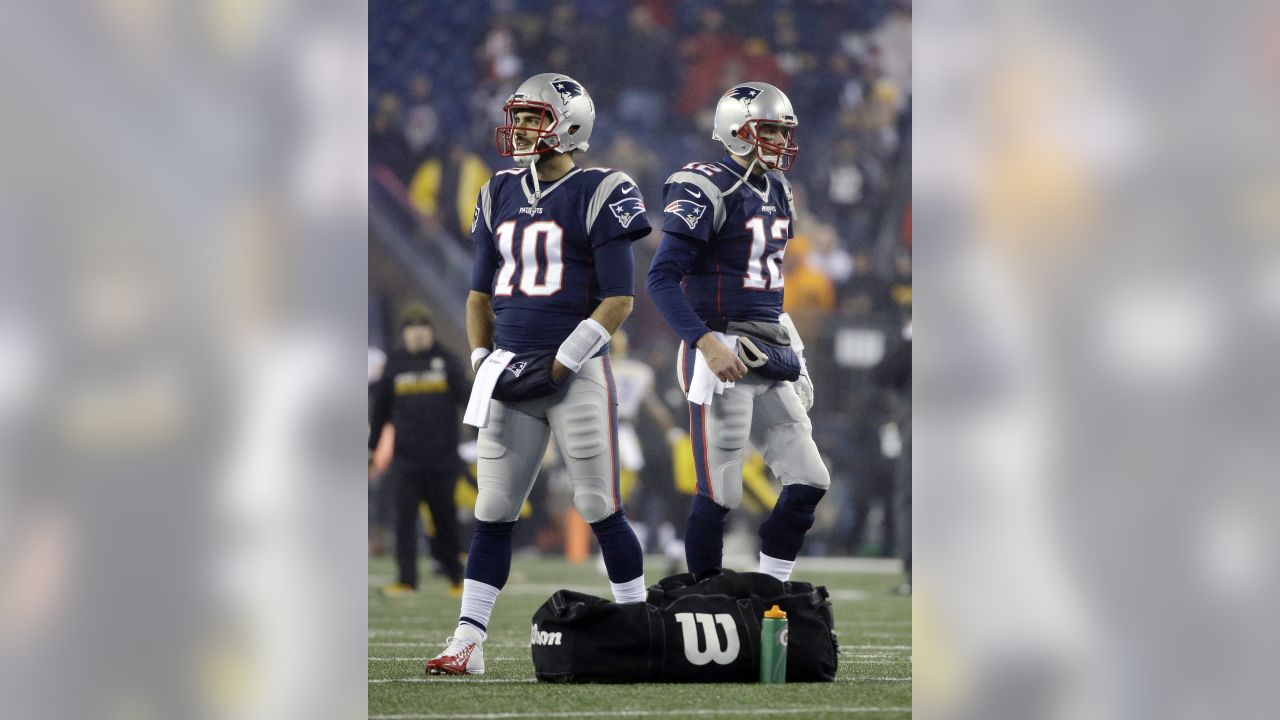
[
  {"xmin": 610, "ymin": 575, "xmax": 648, "ymax": 604},
  {"xmin": 758, "ymin": 552, "xmax": 796, "ymax": 582},
  {"xmin": 457, "ymin": 579, "xmax": 501, "ymax": 638},
  {"xmin": 454, "ymin": 622, "xmax": 486, "ymax": 644}
]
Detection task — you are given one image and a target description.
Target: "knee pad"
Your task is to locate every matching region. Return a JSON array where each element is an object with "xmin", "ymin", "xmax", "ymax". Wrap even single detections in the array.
[
  {"xmin": 474, "ymin": 486, "xmax": 518, "ymax": 523},
  {"xmin": 573, "ymin": 489, "xmax": 612, "ymax": 524}
]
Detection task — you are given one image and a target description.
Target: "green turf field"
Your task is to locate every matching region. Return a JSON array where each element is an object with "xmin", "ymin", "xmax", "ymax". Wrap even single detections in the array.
[{"xmin": 369, "ymin": 555, "xmax": 912, "ymax": 719}]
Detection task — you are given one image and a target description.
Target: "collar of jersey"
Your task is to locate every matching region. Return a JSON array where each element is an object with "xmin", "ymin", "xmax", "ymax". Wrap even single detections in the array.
[
  {"xmin": 520, "ymin": 167, "xmax": 582, "ymax": 205},
  {"xmin": 718, "ymin": 156, "xmax": 771, "ymax": 201}
]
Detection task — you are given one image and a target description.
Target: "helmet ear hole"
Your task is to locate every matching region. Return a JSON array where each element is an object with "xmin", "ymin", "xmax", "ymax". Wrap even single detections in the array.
[{"xmin": 569, "ymin": 124, "xmax": 581, "ymax": 135}]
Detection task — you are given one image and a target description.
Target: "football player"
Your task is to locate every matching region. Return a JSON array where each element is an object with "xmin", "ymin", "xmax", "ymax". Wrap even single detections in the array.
[
  {"xmin": 426, "ymin": 73, "xmax": 651, "ymax": 676},
  {"xmin": 645, "ymin": 82, "xmax": 831, "ymax": 582}
]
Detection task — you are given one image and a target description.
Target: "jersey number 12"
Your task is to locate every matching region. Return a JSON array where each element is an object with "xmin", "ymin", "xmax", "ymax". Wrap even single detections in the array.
[
  {"xmin": 743, "ymin": 217, "xmax": 790, "ymax": 290},
  {"xmin": 493, "ymin": 220, "xmax": 564, "ymax": 297}
]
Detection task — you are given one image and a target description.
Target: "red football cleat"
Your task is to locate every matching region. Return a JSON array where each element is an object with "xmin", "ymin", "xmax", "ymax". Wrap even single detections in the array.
[{"xmin": 424, "ymin": 636, "xmax": 485, "ymax": 675}]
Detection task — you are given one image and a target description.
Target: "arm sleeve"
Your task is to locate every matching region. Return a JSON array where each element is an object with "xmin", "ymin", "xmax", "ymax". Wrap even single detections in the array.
[
  {"xmin": 593, "ymin": 237, "xmax": 635, "ymax": 297},
  {"xmin": 470, "ymin": 183, "xmax": 499, "ymax": 293},
  {"xmin": 645, "ymin": 231, "xmax": 713, "ymax": 347},
  {"xmin": 368, "ymin": 355, "xmax": 395, "ymax": 451},
  {"xmin": 447, "ymin": 351, "xmax": 470, "ymax": 408}
]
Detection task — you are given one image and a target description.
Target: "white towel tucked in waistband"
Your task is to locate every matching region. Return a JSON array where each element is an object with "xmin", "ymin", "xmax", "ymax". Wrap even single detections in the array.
[
  {"xmin": 687, "ymin": 333, "xmax": 738, "ymax": 406},
  {"xmin": 463, "ymin": 349, "xmax": 515, "ymax": 428}
]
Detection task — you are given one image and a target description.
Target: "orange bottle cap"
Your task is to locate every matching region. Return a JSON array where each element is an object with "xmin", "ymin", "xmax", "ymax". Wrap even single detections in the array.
[{"xmin": 764, "ymin": 605, "xmax": 787, "ymax": 619}]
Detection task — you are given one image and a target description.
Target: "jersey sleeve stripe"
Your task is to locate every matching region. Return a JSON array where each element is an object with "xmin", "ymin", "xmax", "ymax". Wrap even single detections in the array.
[
  {"xmin": 664, "ymin": 171, "xmax": 726, "ymax": 232},
  {"xmin": 480, "ymin": 181, "xmax": 494, "ymax": 232},
  {"xmin": 585, "ymin": 171, "xmax": 635, "ymax": 234}
]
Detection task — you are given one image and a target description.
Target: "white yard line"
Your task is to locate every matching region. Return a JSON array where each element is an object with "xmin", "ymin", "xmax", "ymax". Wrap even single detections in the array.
[
  {"xmin": 370, "ymin": 657, "xmax": 524, "ymax": 662},
  {"xmin": 369, "ymin": 678, "xmax": 538, "ymax": 684},
  {"xmin": 369, "ymin": 677, "xmax": 911, "ymax": 686},
  {"xmin": 370, "ymin": 707, "xmax": 911, "ymax": 719}
]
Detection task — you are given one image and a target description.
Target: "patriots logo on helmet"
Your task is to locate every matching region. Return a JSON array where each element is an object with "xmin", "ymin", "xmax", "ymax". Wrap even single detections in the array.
[
  {"xmin": 551, "ymin": 79, "xmax": 584, "ymax": 105},
  {"xmin": 664, "ymin": 199, "xmax": 706, "ymax": 230},
  {"xmin": 609, "ymin": 197, "xmax": 645, "ymax": 229},
  {"xmin": 727, "ymin": 85, "xmax": 762, "ymax": 104}
]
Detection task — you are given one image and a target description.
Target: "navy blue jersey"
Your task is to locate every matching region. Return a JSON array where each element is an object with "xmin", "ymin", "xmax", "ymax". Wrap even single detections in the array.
[
  {"xmin": 471, "ymin": 166, "xmax": 650, "ymax": 354},
  {"xmin": 659, "ymin": 157, "xmax": 796, "ymax": 324}
]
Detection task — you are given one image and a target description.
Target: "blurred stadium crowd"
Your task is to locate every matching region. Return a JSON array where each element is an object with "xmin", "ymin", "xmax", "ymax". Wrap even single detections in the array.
[{"xmin": 368, "ymin": 0, "xmax": 912, "ymax": 567}]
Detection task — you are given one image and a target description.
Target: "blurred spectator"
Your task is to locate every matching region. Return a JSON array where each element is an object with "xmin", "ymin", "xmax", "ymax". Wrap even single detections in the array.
[
  {"xmin": 740, "ymin": 37, "xmax": 788, "ymax": 91},
  {"xmin": 770, "ymin": 11, "xmax": 805, "ymax": 77},
  {"xmin": 675, "ymin": 8, "xmax": 738, "ymax": 120},
  {"xmin": 781, "ymin": 235, "xmax": 836, "ymax": 314},
  {"xmin": 871, "ymin": 3, "xmax": 912, "ymax": 112},
  {"xmin": 368, "ymin": 304, "xmax": 469, "ymax": 596},
  {"xmin": 812, "ymin": 135, "xmax": 886, "ymax": 247},
  {"xmin": 408, "ymin": 145, "xmax": 491, "ymax": 238},
  {"xmin": 615, "ymin": 5, "xmax": 676, "ymax": 132},
  {"xmin": 595, "ymin": 133, "xmax": 662, "ymax": 196},
  {"xmin": 872, "ymin": 320, "xmax": 911, "ymax": 592},
  {"xmin": 404, "ymin": 75, "xmax": 441, "ymax": 162},
  {"xmin": 369, "ymin": 92, "xmax": 414, "ymax": 183},
  {"xmin": 839, "ymin": 251, "xmax": 895, "ymax": 317},
  {"xmin": 479, "ymin": 16, "xmax": 522, "ymax": 82},
  {"xmin": 807, "ymin": 222, "xmax": 855, "ymax": 285},
  {"xmin": 890, "ymin": 250, "xmax": 912, "ymax": 313}
]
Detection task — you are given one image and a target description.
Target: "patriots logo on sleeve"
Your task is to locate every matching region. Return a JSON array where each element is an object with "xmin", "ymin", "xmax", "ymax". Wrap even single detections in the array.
[
  {"xmin": 551, "ymin": 79, "xmax": 584, "ymax": 104},
  {"xmin": 471, "ymin": 206, "xmax": 480, "ymax": 233},
  {"xmin": 664, "ymin": 198, "xmax": 707, "ymax": 230},
  {"xmin": 609, "ymin": 197, "xmax": 646, "ymax": 229}
]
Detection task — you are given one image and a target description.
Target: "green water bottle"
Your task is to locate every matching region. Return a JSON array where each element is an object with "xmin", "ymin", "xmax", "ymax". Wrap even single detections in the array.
[{"xmin": 760, "ymin": 604, "xmax": 788, "ymax": 684}]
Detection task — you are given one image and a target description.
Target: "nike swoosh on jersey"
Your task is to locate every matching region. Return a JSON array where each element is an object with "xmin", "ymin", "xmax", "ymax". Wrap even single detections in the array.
[
  {"xmin": 685, "ymin": 188, "xmax": 702, "ymax": 198},
  {"xmin": 620, "ymin": 184, "xmax": 635, "ymax": 194}
]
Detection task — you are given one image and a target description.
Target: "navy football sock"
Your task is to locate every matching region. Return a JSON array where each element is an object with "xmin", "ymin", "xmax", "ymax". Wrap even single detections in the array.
[
  {"xmin": 589, "ymin": 511, "xmax": 645, "ymax": 583},
  {"xmin": 685, "ymin": 494, "xmax": 730, "ymax": 575},
  {"xmin": 464, "ymin": 520, "xmax": 517, "ymax": 589},
  {"xmin": 759, "ymin": 484, "xmax": 827, "ymax": 561}
]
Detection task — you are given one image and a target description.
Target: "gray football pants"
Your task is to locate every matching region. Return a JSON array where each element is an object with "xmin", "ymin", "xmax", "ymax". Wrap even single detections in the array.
[
  {"xmin": 474, "ymin": 355, "xmax": 621, "ymax": 524},
  {"xmin": 677, "ymin": 341, "xmax": 830, "ymax": 507}
]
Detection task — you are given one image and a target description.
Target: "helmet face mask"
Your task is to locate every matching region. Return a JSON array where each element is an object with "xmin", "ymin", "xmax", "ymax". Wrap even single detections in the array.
[
  {"xmin": 494, "ymin": 73, "xmax": 595, "ymax": 167},
  {"xmin": 736, "ymin": 119, "xmax": 798, "ymax": 171},
  {"xmin": 495, "ymin": 101, "xmax": 561, "ymax": 161}
]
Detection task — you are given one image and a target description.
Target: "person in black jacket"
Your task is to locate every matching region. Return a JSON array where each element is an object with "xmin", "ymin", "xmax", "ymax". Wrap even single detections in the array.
[
  {"xmin": 873, "ymin": 319, "xmax": 912, "ymax": 594},
  {"xmin": 369, "ymin": 303, "xmax": 469, "ymax": 596}
]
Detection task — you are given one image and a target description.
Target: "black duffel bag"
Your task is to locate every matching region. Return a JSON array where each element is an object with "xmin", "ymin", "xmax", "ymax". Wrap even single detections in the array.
[{"xmin": 530, "ymin": 569, "xmax": 838, "ymax": 683}]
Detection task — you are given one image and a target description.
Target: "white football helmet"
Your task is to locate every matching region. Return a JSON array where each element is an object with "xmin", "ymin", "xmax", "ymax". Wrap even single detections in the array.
[
  {"xmin": 495, "ymin": 73, "xmax": 596, "ymax": 167},
  {"xmin": 711, "ymin": 82, "xmax": 799, "ymax": 171}
]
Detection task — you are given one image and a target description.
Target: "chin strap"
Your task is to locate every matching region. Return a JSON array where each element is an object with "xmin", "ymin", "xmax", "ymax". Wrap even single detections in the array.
[
  {"xmin": 720, "ymin": 154, "xmax": 770, "ymax": 201},
  {"xmin": 527, "ymin": 154, "xmax": 543, "ymax": 212}
]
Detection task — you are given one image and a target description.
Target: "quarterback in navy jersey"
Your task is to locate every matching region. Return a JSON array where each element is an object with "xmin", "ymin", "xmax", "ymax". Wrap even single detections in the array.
[
  {"xmin": 425, "ymin": 74, "xmax": 651, "ymax": 677},
  {"xmin": 646, "ymin": 82, "xmax": 831, "ymax": 583}
]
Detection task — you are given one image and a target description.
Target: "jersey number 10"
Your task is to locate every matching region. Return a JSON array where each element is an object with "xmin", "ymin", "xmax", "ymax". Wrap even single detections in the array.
[
  {"xmin": 493, "ymin": 220, "xmax": 564, "ymax": 297},
  {"xmin": 743, "ymin": 217, "xmax": 790, "ymax": 290}
]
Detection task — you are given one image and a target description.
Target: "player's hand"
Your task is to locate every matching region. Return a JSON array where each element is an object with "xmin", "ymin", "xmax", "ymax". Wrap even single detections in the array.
[
  {"xmin": 551, "ymin": 359, "xmax": 571, "ymax": 383},
  {"xmin": 696, "ymin": 333, "xmax": 748, "ymax": 383},
  {"xmin": 794, "ymin": 372, "xmax": 814, "ymax": 412}
]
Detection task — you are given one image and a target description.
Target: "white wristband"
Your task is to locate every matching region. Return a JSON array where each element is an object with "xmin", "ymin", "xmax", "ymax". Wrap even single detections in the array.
[
  {"xmin": 471, "ymin": 347, "xmax": 492, "ymax": 372},
  {"xmin": 555, "ymin": 318, "xmax": 611, "ymax": 373}
]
